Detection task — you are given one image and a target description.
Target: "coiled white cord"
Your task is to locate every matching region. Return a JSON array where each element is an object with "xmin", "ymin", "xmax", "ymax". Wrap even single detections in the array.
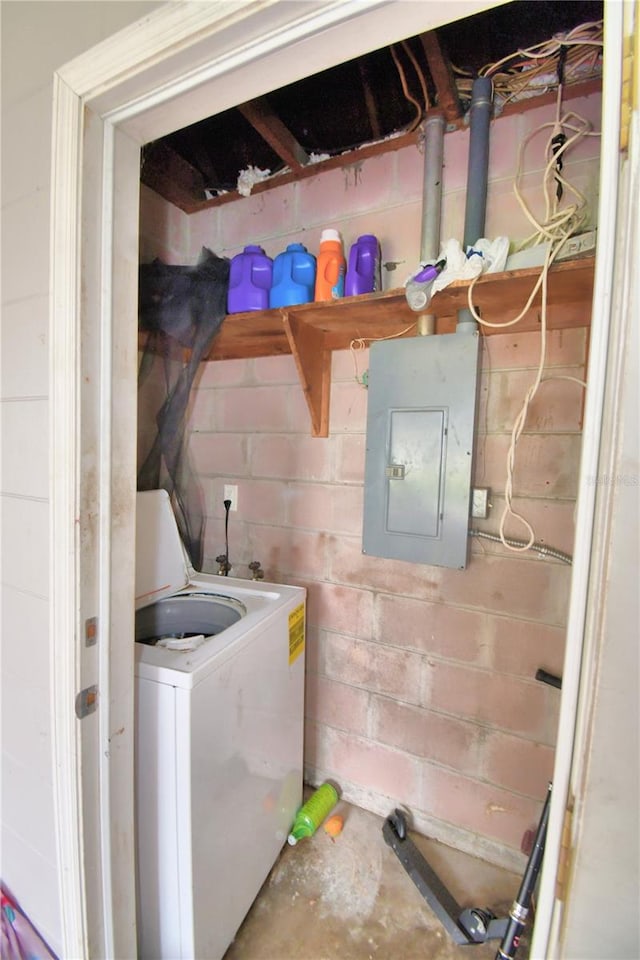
[{"xmin": 465, "ymin": 100, "xmax": 597, "ymax": 552}]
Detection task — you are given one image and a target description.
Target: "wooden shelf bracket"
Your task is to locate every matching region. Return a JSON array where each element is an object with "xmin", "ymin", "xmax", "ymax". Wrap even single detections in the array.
[{"xmin": 281, "ymin": 310, "xmax": 331, "ymax": 438}]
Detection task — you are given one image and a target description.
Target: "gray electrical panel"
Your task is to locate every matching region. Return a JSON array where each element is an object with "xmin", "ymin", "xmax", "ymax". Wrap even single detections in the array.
[{"xmin": 363, "ymin": 332, "xmax": 481, "ymax": 569}]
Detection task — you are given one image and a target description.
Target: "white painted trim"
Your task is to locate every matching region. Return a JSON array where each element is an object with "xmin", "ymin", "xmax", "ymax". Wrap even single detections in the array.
[
  {"xmin": 60, "ymin": 0, "xmax": 502, "ymax": 135},
  {"xmin": 57, "ymin": 0, "xmax": 289, "ymax": 96},
  {"xmin": 49, "ymin": 72, "xmax": 88, "ymax": 959},
  {"xmin": 98, "ymin": 116, "xmax": 116, "ymax": 959},
  {"xmin": 100, "ymin": 0, "xmax": 393, "ymax": 128},
  {"xmin": 529, "ymin": 3, "xmax": 624, "ymax": 956}
]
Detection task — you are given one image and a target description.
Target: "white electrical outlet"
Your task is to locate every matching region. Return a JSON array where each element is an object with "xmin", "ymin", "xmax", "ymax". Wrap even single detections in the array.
[
  {"xmin": 223, "ymin": 485, "xmax": 238, "ymax": 511},
  {"xmin": 471, "ymin": 487, "xmax": 491, "ymax": 519}
]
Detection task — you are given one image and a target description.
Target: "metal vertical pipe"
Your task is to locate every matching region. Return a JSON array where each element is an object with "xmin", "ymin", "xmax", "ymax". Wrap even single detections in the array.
[
  {"xmin": 463, "ymin": 76, "xmax": 493, "ymax": 249},
  {"xmin": 421, "ymin": 112, "xmax": 446, "ymax": 262},
  {"xmin": 418, "ymin": 112, "xmax": 445, "ymax": 336},
  {"xmin": 458, "ymin": 76, "xmax": 493, "ymax": 333}
]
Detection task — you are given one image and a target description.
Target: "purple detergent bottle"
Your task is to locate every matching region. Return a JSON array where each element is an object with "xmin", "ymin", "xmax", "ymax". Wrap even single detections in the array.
[
  {"xmin": 345, "ymin": 234, "xmax": 381, "ymax": 296},
  {"xmin": 227, "ymin": 244, "xmax": 273, "ymax": 313}
]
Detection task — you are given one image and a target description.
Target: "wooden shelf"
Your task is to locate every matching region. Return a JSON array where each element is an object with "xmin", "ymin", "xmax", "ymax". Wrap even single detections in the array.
[{"xmin": 140, "ymin": 257, "xmax": 595, "ymax": 437}]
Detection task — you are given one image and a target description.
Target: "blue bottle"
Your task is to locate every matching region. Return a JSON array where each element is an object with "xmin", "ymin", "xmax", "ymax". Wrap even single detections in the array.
[
  {"xmin": 345, "ymin": 234, "xmax": 381, "ymax": 296},
  {"xmin": 269, "ymin": 243, "xmax": 317, "ymax": 308},
  {"xmin": 227, "ymin": 244, "xmax": 273, "ymax": 313}
]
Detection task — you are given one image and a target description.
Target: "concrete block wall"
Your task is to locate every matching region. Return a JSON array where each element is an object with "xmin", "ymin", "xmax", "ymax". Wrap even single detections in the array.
[
  {"xmin": 183, "ymin": 329, "xmax": 585, "ymax": 869},
  {"xmin": 139, "ymin": 90, "xmax": 598, "ymax": 868}
]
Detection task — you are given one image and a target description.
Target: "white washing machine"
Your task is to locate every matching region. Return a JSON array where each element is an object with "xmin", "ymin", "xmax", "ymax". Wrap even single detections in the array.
[{"xmin": 134, "ymin": 489, "xmax": 306, "ymax": 959}]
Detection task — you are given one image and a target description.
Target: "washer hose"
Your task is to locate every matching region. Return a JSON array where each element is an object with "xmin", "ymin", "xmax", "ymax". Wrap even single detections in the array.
[{"xmin": 469, "ymin": 529, "xmax": 573, "ymax": 565}]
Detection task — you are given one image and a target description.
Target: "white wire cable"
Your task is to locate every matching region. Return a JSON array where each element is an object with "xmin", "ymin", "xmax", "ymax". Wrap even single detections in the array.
[
  {"xmin": 478, "ymin": 20, "xmax": 603, "ymax": 83},
  {"xmin": 454, "ymin": 20, "xmax": 604, "ymax": 108},
  {"xmin": 542, "ymin": 374, "xmax": 587, "ymax": 389},
  {"xmin": 465, "ymin": 99, "xmax": 597, "ymax": 553},
  {"xmin": 350, "ymin": 323, "xmax": 416, "ymax": 386},
  {"xmin": 498, "ymin": 245, "xmax": 551, "ymax": 550}
]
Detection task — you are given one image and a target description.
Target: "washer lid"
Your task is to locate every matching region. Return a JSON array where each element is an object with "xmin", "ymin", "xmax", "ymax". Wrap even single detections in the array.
[{"xmin": 135, "ymin": 489, "xmax": 191, "ymax": 609}]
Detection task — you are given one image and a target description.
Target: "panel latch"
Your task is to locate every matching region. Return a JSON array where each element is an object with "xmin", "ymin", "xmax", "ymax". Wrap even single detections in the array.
[{"xmin": 385, "ymin": 464, "xmax": 406, "ymax": 479}]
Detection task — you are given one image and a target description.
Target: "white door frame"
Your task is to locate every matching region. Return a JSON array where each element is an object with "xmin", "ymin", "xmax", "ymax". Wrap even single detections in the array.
[
  {"xmin": 51, "ymin": 2, "xmax": 504, "ymax": 956},
  {"xmin": 531, "ymin": 4, "xmax": 633, "ymax": 954}
]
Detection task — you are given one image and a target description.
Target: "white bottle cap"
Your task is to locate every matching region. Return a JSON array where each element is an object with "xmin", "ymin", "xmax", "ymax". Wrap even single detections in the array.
[{"xmin": 320, "ymin": 228, "xmax": 341, "ymax": 244}]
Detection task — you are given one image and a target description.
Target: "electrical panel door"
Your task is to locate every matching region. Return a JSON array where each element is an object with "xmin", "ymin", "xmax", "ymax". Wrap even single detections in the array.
[{"xmin": 363, "ymin": 332, "xmax": 481, "ymax": 569}]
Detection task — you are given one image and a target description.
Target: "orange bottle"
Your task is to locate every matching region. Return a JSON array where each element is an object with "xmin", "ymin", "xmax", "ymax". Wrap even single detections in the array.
[{"xmin": 314, "ymin": 229, "xmax": 346, "ymax": 301}]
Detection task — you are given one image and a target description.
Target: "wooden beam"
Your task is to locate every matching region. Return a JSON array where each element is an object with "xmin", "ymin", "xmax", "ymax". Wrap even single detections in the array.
[
  {"xmin": 189, "ymin": 142, "xmax": 221, "ymax": 190},
  {"xmin": 140, "ymin": 141, "xmax": 206, "ymax": 208},
  {"xmin": 498, "ymin": 76, "xmax": 602, "ymax": 120},
  {"xmin": 358, "ymin": 60, "xmax": 382, "ymax": 140},
  {"xmin": 152, "ymin": 77, "xmax": 600, "ymax": 215},
  {"xmin": 177, "ymin": 128, "xmax": 418, "ymax": 214},
  {"xmin": 420, "ymin": 31, "xmax": 463, "ymax": 123},
  {"xmin": 237, "ymin": 97, "xmax": 310, "ymax": 172}
]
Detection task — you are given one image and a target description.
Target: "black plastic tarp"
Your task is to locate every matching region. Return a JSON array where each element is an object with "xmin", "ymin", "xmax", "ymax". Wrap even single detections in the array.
[{"xmin": 137, "ymin": 247, "xmax": 230, "ymax": 569}]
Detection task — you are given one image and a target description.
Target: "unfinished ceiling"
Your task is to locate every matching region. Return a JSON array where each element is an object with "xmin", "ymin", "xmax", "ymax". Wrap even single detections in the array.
[{"xmin": 140, "ymin": 0, "xmax": 603, "ymax": 215}]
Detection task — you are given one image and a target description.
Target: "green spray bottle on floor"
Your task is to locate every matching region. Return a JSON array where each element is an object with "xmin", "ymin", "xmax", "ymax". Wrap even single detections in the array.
[{"xmin": 287, "ymin": 782, "xmax": 339, "ymax": 845}]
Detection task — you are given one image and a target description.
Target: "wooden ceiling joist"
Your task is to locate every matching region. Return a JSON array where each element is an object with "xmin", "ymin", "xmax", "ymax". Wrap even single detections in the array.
[
  {"xmin": 189, "ymin": 143, "xmax": 222, "ymax": 192},
  {"xmin": 140, "ymin": 70, "xmax": 600, "ymax": 215},
  {"xmin": 237, "ymin": 96, "xmax": 310, "ymax": 172},
  {"xmin": 358, "ymin": 60, "xmax": 383, "ymax": 141},
  {"xmin": 168, "ymin": 129, "xmax": 418, "ymax": 215},
  {"xmin": 141, "ymin": 141, "xmax": 207, "ymax": 207}
]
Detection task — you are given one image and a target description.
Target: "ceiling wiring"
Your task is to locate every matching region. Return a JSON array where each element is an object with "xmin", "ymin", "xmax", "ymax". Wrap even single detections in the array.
[
  {"xmin": 272, "ymin": 41, "xmax": 432, "ymax": 164},
  {"xmin": 390, "ymin": 44, "xmax": 424, "ymax": 132},
  {"xmin": 401, "ymin": 40, "xmax": 430, "ymax": 116},
  {"xmin": 454, "ymin": 19, "xmax": 603, "ymax": 108}
]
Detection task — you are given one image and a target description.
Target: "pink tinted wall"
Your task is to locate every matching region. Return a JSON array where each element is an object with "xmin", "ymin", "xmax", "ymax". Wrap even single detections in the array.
[{"xmin": 140, "ymin": 91, "xmax": 599, "ymax": 869}]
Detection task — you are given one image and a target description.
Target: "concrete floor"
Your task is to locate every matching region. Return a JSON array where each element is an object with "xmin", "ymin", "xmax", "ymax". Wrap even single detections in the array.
[{"xmin": 224, "ymin": 799, "xmax": 531, "ymax": 960}]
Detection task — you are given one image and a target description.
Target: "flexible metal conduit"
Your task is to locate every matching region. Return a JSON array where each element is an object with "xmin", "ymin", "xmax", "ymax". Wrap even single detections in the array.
[{"xmin": 469, "ymin": 528, "xmax": 573, "ymax": 565}]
